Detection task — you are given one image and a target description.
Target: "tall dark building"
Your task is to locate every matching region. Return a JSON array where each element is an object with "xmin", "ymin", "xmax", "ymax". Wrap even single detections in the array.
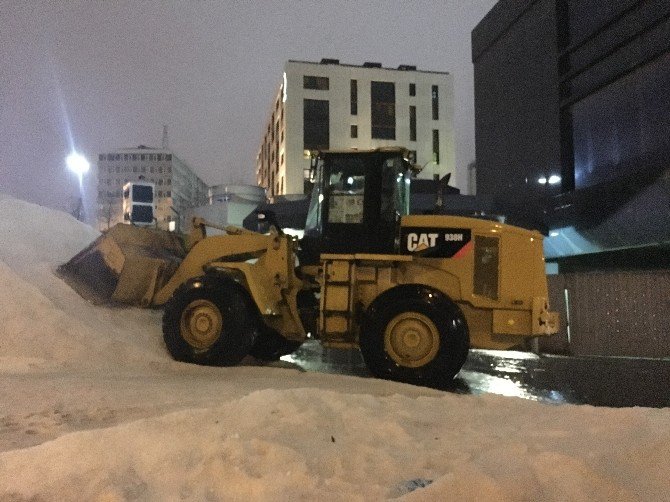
[{"xmin": 472, "ymin": 0, "xmax": 670, "ymax": 268}]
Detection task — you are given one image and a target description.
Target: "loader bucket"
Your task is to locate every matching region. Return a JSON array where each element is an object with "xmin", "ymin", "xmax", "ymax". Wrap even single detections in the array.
[{"xmin": 57, "ymin": 223, "xmax": 186, "ymax": 306}]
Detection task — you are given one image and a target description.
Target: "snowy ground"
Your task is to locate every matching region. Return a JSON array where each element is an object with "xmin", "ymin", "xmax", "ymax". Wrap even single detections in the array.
[{"xmin": 0, "ymin": 194, "xmax": 668, "ymax": 501}]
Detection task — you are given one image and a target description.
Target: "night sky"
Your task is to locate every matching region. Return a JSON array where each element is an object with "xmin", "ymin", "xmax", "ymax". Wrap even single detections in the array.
[{"xmin": 1, "ymin": 0, "xmax": 496, "ymax": 217}]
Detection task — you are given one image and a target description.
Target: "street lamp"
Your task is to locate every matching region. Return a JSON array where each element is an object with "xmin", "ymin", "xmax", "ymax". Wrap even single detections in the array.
[
  {"xmin": 66, "ymin": 151, "xmax": 90, "ymax": 221},
  {"xmin": 66, "ymin": 152, "xmax": 90, "ymax": 179},
  {"xmin": 537, "ymin": 174, "xmax": 561, "ymax": 185}
]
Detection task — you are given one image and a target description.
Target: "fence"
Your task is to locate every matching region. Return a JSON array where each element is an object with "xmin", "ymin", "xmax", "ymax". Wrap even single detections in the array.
[{"xmin": 540, "ymin": 270, "xmax": 670, "ymax": 358}]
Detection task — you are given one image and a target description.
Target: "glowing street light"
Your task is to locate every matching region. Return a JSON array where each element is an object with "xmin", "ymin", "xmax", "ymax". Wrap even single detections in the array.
[
  {"xmin": 66, "ymin": 152, "xmax": 90, "ymax": 176},
  {"xmin": 537, "ymin": 174, "xmax": 561, "ymax": 185},
  {"xmin": 66, "ymin": 151, "xmax": 90, "ymax": 222}
]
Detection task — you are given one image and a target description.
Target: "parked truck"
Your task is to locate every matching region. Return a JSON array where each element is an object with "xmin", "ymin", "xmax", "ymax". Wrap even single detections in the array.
[{"xmin": 59, "ymin": 148, "xmax": 558, "ymax": 385}]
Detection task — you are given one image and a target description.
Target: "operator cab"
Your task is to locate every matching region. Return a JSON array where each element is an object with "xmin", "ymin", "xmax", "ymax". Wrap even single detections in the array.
[{"xmin": 299, "ymin": 148, "xmax": 414, "ymax": 265}]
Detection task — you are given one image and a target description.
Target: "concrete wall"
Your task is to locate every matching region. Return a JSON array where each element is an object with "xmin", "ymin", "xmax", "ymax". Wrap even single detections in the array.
[{"xmin": 542, "ymin": 271, "xmax": 670, "ymax": 358}]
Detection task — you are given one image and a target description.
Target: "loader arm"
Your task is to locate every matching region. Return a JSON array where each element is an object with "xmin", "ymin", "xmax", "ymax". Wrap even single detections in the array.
[{"xmin": 152, "ymin": 232, "xmax": 274, "ymax": 305}]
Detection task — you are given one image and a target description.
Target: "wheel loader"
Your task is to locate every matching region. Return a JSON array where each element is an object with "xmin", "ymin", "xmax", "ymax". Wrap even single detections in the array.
[{"xmin": 58, "ymin": 147, "xmax": 558, "ymax": 385}]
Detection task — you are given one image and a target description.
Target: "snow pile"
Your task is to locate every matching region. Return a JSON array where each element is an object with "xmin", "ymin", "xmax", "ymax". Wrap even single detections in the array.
[
  {"xmin": 0, "ymin": 194, "xmax": 669, "ymax": 501},
  {"xmin": 0, "ymin": 195, "xmax": 99, "ymax": 278},
  {"xmin": 2, "ymin": 389, "xmax": 669, "ymax": 500},
  {"xmin": 0, "ymin": 195, "xmax": 170, "ymax": 370}
]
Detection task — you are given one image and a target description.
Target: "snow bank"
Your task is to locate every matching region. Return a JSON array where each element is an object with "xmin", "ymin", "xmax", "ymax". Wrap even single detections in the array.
[
  {"xmin": 1, "ymin": 389, "xmax": 668, "ymax": 501},
  {"xmin": 0, "ymin": 195, "xmax": 168, "ymax": 369},
  {"xmin": 0, "ymin": 194, "xmax": 669, "ymax": 501},
  {"xmin": 0, "ymin": 195, "xmax": 99, "ymax": 275}
]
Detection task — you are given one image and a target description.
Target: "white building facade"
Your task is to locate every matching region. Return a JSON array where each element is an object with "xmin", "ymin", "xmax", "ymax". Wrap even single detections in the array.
[
  {"xmin": 96, "ymin": 145, "xmax": 208, "ymax": 232},
  {"xmin": 183, "ymin": 184, "xmax": 267, "ymax": 235},
  {"xmin": 257, "ymin": 59, "xmax": 456, "ymax": 199}
]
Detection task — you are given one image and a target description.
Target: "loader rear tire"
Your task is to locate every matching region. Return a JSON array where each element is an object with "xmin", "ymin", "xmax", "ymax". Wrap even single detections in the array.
[
  {"xmin": 360, "ymin": 287, "xmax": 469, "ymax": 385},
  {"xmin": 162, "ymin": 281, "xmax": 257, "ymax": 366}
]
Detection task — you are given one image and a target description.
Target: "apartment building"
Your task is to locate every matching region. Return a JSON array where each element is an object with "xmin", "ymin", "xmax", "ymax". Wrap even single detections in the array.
[{"xmin": 257, "ymin": 59, "xmax": 455, "ymax": 199}]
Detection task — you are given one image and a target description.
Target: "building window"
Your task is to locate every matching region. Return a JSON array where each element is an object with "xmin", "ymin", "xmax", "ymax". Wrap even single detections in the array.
[
  {"xmin": 98, "ymin": 154, "xmax": 105, "ymax": 161},
  {"xmin": 166, "ymin": 154, "xmax": 172, "ymax": 161},
  {"xmin": 124, "ymin": 154, "xmax": 129, "ymax": 161},
  {"xmin": 571, "ymin": 51, "xmax": 670, "ymax": 190},
  {"xmin": 132, "ymin": 154, "xmax": 138, "ymax": 161},
  {"xmin": 409, "ymin": 105, "xmax": 416, "ymax": 142},
  {"xmin": 303, "ymin": 75, "xmax": 329, "ymax": 90},
  {"xmin": 351, "ymin": 125, "xmax": 358, "ymax": 138},
  {"xmin": 350, "ymin": 79, "xmax": 358, "ymax": 115},
  {"xmin": 371, "ymin": 81, "xmax": 396, "ymax": 140},
  {"xmin": 409, "ymin": 83, "xmax": 416, "ymax": 96},
  {"xmin": 432, "ymin": 129, "xmax": 440, "ymax": 164},
  {"xmin": 303, "ymin": 99, "xmax": 329, "ymax": 150},
  {"xmin": 432, "ymin": 85, "xmax": 439, "ymax": 120}
]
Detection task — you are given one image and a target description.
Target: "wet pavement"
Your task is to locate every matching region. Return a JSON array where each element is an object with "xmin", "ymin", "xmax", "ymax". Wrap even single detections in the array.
[{"xmin": 284, "ymin": 341, "xmax": 670, "ymax": 408}]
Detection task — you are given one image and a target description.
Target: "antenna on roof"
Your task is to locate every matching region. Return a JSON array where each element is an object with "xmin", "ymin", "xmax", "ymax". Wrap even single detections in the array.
[{"xmin": 162, "ymin": 125, "xmax": 169, "ymax": 149}]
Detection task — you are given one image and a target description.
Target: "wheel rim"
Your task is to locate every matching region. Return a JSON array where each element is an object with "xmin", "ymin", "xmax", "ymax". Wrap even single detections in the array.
[
  {"xmin": 180, "ymin": 299, "xmax": 223, "ymax": 350},
  {"xmin": 383, "ymin": 312, "xmax": 440, "ymax": 368}
]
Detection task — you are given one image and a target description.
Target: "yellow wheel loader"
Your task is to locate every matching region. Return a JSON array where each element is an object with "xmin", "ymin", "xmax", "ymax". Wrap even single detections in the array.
[{"xmin": 59, "ymin": 148, "xmax": 558, "ymax": 385}]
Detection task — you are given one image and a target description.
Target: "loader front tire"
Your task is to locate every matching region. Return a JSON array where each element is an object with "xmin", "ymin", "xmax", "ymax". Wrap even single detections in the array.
[
  {"xmin": 360, "ymin": 287, "xmax": 469, "ymax": 385},
  {"xmin": 162, "ymin": 280, "xmax": 256, "ymax": 366}
]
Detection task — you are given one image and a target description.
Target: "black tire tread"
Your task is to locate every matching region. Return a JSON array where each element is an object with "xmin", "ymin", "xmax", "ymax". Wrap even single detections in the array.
[{"xmin": 162, "ymin": 279, "xmax": 257, "ymax": 366}]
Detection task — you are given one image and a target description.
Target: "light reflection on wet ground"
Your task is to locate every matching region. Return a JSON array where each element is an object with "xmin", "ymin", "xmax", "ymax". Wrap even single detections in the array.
[{"xmin": 284, "ymin": 341, "xmax": 670, "ymax": 408}]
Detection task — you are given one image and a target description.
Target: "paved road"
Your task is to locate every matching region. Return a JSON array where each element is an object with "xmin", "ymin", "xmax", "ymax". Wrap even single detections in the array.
[{"xmin": 285, "ymin": 341, "xmax": 670, "ymax": 408}]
